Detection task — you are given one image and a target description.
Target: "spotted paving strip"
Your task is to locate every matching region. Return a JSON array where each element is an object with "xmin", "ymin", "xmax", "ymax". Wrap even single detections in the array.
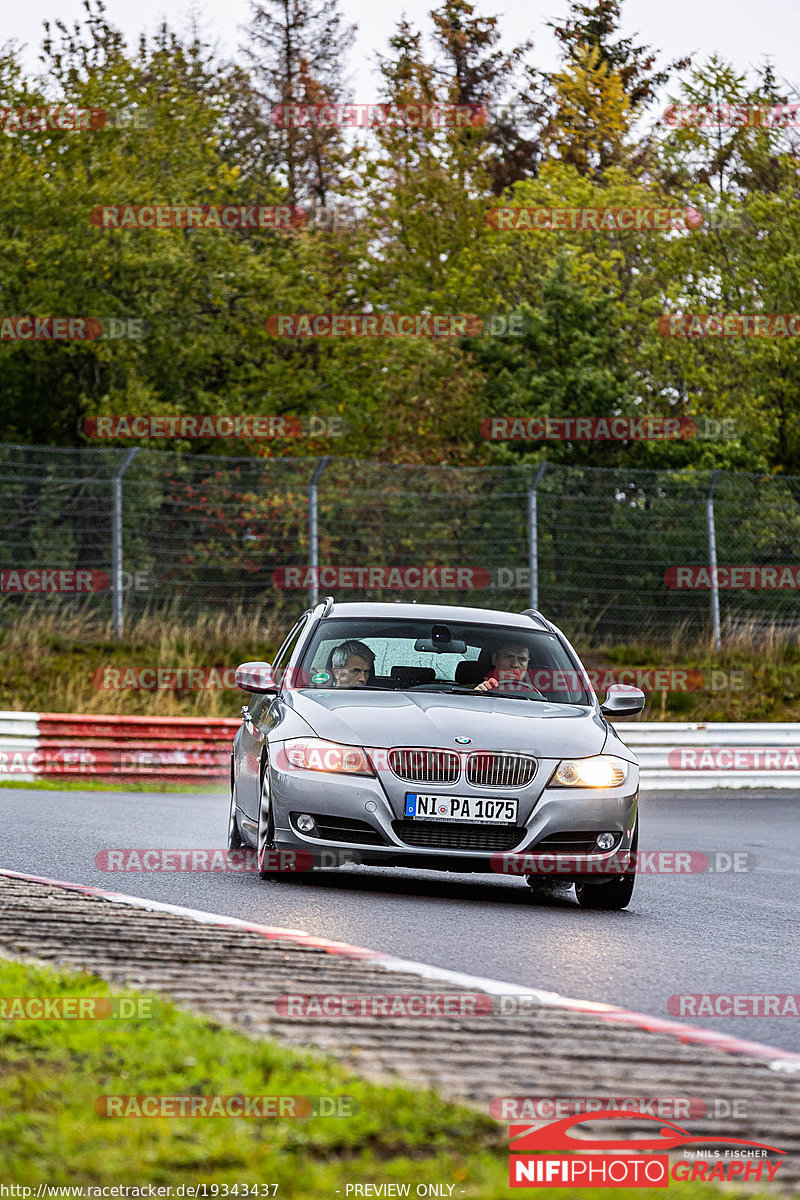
[{"xmin": 1, "ymin": 872, "xmax": 799, "ymax": 1187}]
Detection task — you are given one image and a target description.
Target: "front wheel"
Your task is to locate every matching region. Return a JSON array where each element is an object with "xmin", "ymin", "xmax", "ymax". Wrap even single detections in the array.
[
  {"xmin": 257, "ymin": 765, "xmax": 279, "ymax": 880},
  {"xmin": 227, "ymin": 769, "xmax": 246, "ymax": 851},
  {"xmin": 574, "ymin": 821, "xmax": 638, "ymax": 911},
  {"xmin": 574, "ymin": 871, "xmax": 635, "ymax": 910}
]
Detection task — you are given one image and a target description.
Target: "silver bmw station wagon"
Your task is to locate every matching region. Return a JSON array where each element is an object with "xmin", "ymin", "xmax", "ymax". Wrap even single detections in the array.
[{"xmin": 228, "ymin": 599, "xmax": 645, "ymax": 908}]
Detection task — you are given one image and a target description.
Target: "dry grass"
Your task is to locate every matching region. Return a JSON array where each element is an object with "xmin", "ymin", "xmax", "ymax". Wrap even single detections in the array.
[
  {"xmin": 0, "ymin": 600, "xmax": 291, "ymax": 717},
  {"xmin": 579, "ymin": 618, "xmax": 800, "ymax": 722},
  {"xmin": 0, "ymin": 598, "xmax": 291, "ymax": 653},
  {"xmin": 1, "ymin": 605, "xmax": 799, "ymax": 720}
]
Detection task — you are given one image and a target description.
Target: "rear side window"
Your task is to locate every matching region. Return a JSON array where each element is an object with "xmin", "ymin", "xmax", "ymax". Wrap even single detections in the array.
[{"xmin": 272, "ymin": 615, "xmax": 308, "ymax": 685}]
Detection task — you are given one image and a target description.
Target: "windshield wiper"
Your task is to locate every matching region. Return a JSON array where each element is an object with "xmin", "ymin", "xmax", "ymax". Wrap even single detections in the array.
[
  {"xmin": 407, "ymin": 685, "xmax": 546, "ymax": 700},
  {"xmin": 406, "ymin": 686, "xmax": 479, "ymax": 695},
  {"xmin": 297, "ymin": 683, "xmax": 396, "ymax": 692}
]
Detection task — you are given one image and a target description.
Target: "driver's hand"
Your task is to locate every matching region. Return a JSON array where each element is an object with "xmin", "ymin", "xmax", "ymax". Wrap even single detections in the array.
[{"xmin": 474, "ymin": 678, "xmax": 499, "ymax": 692}]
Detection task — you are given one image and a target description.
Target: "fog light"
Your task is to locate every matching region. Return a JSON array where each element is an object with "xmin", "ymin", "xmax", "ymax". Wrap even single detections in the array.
[
  {"xmin": 296, "ymin": 813, "xmax": 317, "ymax": 834},
  {"xmin": 596, "ymin": 832, "xmax": 617, "ymax": 851}
]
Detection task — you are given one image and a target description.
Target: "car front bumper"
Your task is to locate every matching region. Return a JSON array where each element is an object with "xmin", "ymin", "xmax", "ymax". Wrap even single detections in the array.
[{"xmin": 267, "ymin": 757, "xmax": 639, "ymax": 874}]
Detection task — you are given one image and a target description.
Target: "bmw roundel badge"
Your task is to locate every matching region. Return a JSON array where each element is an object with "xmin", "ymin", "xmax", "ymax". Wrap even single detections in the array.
[{"xmin": 454, "ymin": 736, "xmax": 471, "ymax": 745}]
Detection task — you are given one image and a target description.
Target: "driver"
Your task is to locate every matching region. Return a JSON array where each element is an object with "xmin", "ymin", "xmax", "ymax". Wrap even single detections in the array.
[
  {"xmin": 474, "ymin": 640, "xmax": 532, "ymax": 692},
  {"xmin": 330, "ymin": 640, "xmax": 376, "ymax": 687}
]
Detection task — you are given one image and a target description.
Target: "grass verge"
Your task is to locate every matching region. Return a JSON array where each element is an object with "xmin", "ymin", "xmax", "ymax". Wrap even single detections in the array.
[{"xmin": 0, "ymin": 957, "xmax": 774, "ymax": 1198}]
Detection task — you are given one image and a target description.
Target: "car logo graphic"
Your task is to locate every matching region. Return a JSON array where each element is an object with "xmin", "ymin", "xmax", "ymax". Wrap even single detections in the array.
[
  {"xmin": 454, "ymin": 736, "xmax": 471, "ymax": 744},
  {"xmin": 509, "ymin": 1111, "xmax": 785, "ymax": 1154}
]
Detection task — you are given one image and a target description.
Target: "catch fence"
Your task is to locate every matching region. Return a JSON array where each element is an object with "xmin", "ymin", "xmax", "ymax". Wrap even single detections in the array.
[{"xmin": 1, "ymin": 444, "xmax": 798, "ymax": 642}]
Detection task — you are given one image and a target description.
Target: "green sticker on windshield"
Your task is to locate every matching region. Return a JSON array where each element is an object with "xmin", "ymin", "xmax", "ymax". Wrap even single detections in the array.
[{"xmin": 311, "ymin": 671, "xmax": 331, "ymax": 684}]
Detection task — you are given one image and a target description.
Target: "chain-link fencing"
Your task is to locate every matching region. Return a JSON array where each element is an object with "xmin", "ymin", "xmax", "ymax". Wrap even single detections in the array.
[{"xmin": 1, "ymin": 444, "xmax": 798, "ymax": 642}]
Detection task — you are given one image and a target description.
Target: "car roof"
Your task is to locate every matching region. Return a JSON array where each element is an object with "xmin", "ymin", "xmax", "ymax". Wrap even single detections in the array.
[{"xmin": 318, "ymin": 601, "xmax": 551, "ymax": 631}]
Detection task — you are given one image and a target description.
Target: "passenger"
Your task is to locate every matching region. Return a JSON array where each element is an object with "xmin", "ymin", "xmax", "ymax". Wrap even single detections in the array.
[{"xmin": 330, "ymin": 640, "xmax": 376, "ymax": 687}]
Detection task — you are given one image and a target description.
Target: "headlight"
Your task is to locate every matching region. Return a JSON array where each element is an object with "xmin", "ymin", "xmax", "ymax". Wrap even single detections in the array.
[
  {"xmin": 552, "ymin": 755, "xmax": 628, "ymax": 788},
  {"xmin": 283, "ymin": 738, "xmax": 374, "ymax": 776}
]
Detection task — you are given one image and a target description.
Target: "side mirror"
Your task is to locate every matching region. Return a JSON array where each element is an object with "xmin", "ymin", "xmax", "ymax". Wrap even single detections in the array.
[
  {"xmin": 600, "ymin": 683, "xmax": 645, "ymax": 718},
  {"xmin": 235, "ymin": 661, "xmax": 278, "ymax": 694}
]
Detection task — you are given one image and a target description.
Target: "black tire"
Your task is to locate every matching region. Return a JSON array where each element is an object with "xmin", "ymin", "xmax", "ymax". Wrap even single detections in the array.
[
  {"xmin": 257, "ymin": 762, "xmax": 278, "ymax": 880},
  {"xmin": 574, "ymin": 870, "xmax": 635, "ymax": 910},
  {"xmin": 525, "ymin": 875, "xmax": 555, "ymax": 893},
  {"xmin": 574, "ymin": 820, "xmax": 638, "ymax": 911},
  {"xmin": 227, "ymin": 762, "xmax": 246, "ymax": 851}
]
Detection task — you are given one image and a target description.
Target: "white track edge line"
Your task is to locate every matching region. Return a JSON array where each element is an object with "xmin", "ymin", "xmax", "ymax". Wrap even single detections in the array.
[{"xmin": 2, "ymin": 865, "xmax": 800, "ymax": 1075}]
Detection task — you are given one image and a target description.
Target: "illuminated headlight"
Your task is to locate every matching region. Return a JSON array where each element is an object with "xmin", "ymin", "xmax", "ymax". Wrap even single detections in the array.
[
  {"xmin": 284, "ymin": 738, "xmax": 374, "ymax": 776},
  {"xmin": 552, "ymin": 756, "xmax": 628, "ymax": 788}
]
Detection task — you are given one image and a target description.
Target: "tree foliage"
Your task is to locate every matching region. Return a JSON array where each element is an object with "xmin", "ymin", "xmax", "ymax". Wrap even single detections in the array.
[{"xmin": 0, "ymin": 0, "xmax": 799, "ymax": 474}]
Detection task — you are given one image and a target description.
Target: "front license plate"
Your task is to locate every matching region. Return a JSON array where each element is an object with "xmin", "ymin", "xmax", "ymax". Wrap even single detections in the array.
[{"xmin": 404, "ymin": 793, "xmax": 518, "ymax": 824}]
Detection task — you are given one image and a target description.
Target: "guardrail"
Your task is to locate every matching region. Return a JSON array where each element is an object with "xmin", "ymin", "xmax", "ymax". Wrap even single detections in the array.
[
  {"xmin": 625, "ymin": 721, "xmax": 800, "ymax": 790},
  {"xmin": 0, "ymin": 711, "xmax": 237, "ymax": 783},
  {"xmin": 0, "ymin": 714, "xmax": 797, "ymax": 788}
]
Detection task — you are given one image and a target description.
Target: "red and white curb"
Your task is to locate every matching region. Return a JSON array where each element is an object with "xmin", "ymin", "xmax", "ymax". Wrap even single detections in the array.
[{"xmin": 3, "ymin": 865, "xmax": 800, "ymax": 1074}]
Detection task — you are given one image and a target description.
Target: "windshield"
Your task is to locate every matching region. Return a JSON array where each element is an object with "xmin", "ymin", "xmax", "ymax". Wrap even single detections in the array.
[{"xmin": 294, "ymin": 617, "xmax": 593, "ymax": 706}]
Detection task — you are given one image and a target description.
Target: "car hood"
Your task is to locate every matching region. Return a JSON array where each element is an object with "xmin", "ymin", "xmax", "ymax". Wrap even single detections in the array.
[{"xmin": 285, "ymin": 688, "xmax": 608, "ymax": 759}]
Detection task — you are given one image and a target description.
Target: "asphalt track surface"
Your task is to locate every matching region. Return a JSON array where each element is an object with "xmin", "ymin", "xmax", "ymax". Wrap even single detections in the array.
[{"xmin": 2, "ymin": 786, "xmax": 797, "ymax": 1052}]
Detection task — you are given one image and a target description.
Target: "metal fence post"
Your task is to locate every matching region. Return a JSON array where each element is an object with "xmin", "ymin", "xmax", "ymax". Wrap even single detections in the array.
[
  {"xmin": 706, "ymin": 470, "xmax": 722, "ymax": 651},
  {"xmin": 528, "ymin": 462, "xmax": 547, "ymax": 609},
  {"xmin": 111, "ymin": 447, "xmax": 140, "ymax": 639},
  {"xmin": 308, "ymin": 456, "xmax": 330, "ymax": 607}
]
